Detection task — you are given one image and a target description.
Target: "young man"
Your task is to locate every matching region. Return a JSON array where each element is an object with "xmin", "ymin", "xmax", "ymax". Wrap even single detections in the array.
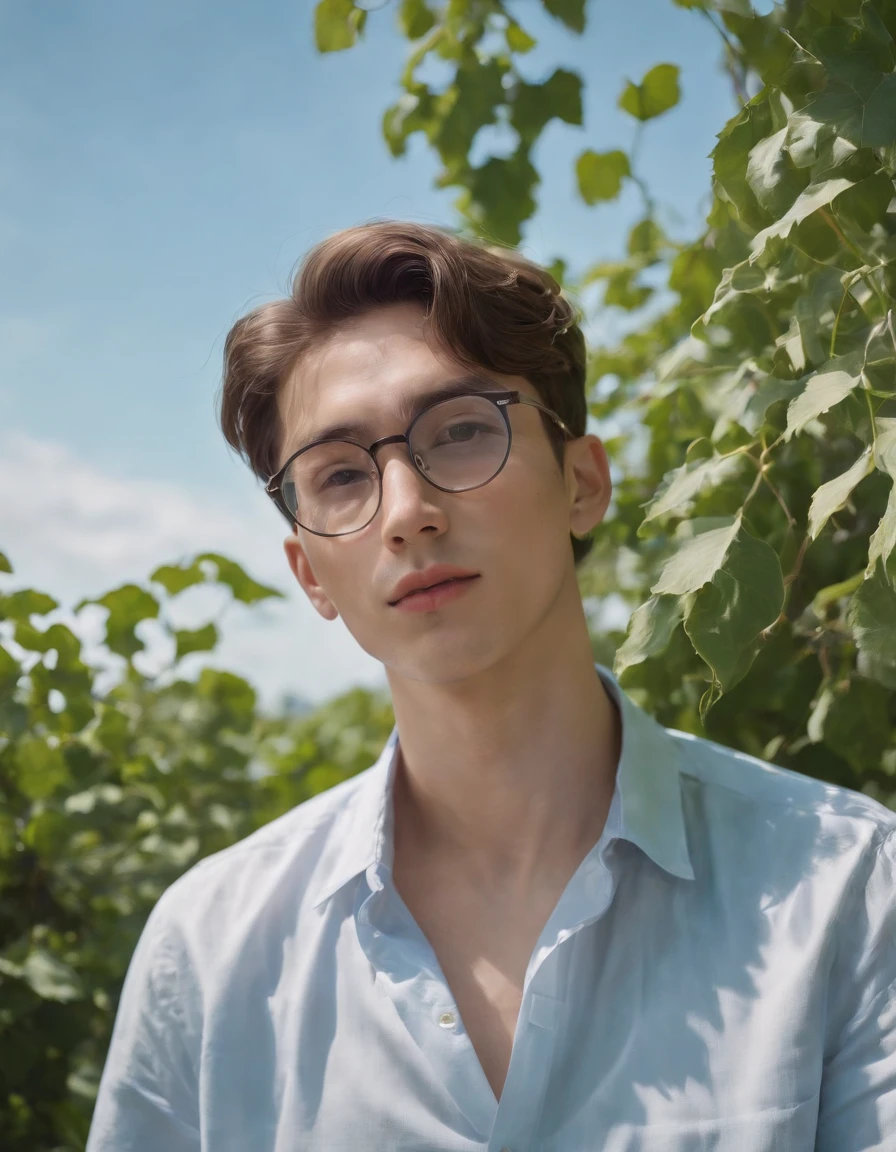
[{"xmin": 88, "ymin": 221, "xmax": 895, "ymax": 1151}]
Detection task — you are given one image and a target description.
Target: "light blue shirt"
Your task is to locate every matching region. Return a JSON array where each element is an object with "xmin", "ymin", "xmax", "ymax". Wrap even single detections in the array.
[{"xmin": 87, "ymin": 666, "xmax": 896, "ymax": 1151}]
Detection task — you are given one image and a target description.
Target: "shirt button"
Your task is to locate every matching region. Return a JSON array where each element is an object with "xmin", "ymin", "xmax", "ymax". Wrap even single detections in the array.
[{"xmin": 438, "ymin": 1011, "xmax": 456, "ymax": 1029}]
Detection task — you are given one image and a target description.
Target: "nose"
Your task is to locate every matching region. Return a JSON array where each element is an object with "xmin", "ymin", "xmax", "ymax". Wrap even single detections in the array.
[{"xmin": 374, "ymin": 441, "xmax": 448, "ymax": 543}]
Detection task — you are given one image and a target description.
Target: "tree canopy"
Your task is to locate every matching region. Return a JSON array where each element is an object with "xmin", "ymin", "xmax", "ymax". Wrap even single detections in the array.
[{"xmin": 317, "ymin": 0, "xmax": 896, "ymax": 799}]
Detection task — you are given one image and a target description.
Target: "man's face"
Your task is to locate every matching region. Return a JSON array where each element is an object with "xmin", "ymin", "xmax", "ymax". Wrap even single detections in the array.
[{"xmin": 279, "ymin": 301, "xmax": 609, "ymax": 686}]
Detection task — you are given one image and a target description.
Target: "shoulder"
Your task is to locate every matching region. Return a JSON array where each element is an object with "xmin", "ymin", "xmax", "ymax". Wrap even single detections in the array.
[
  {"xmin": 148, "ymin": 766, "xmax": 375, "ymax": 944},
  {"xmin": 669, "ymin": 725, "xmax": 896, "ymax": 840},
  {"xmin": 667, "ymin": 726, "xmax": 896, "ymax": 932}
]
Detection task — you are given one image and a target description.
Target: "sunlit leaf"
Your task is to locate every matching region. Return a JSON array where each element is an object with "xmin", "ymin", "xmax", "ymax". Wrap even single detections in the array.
[
  {"xmin": 685, "ymin": 531, "xmax": 785, "ymax": 693},
  {"xmin": 614, "ymin": 595, "xmax": 683, "ymax": 678},
  {"xmin": 195, "ymin": 554, "xmax": 284, "ymax": 604},
  {"xmin": 618, "ymin": 64, "xmax": 680, "ymax": 121},
  {"xmin": 0, "ymin": 550, "xmax": 11, "ymax": 574},
  {"xmin": 750, "ymin": 176, "xmax": 854, "ymax": 259},
  {"xmin": 20, "ymin": 949, "xmax": 83, "ymax": 1003},
  {"xmin": 506, "ymin": 20, "xmax": 536, "ymax": 53},
  {"xmin": 575, "ymin": 149, "xmax": 630, "ymax": 204},
  {"xmin": 808, "ymin": 447, "xmax": 874, "ymax": 539},
  {"xmin": 651, "ymin": 518, "xmax": 740, "ymax": 596},
  {"xmin": 784, "ymin": 354, "xmax": 863, "ymax": 441},
  {"xmin": 174, "ymin": 623, "xmax": 219, "ymax": 661},
  {"xmin": 0, "ymin": 589, "xmax": 59, "ymax": 621},
  {"xmin": 398, "ymin": 0, "xmax": 435, "ymax": 40},
  {"xmin": 150, "ymin": 560, "xmax": 207, "ymax": 596},
  {"xmin": 868, "ymin": 484, "xmax": 896, "ymax": 574},
  {"xmin": 83, "ymin": 584, "xmax": 160, "ymax": 659},
  {"xmin": 643, "ymin": 453, "xmax": 746, "ymax": 523},
  {"xmin": 314, "ymin": 0, "xmax": 365, "ymax": 53}
]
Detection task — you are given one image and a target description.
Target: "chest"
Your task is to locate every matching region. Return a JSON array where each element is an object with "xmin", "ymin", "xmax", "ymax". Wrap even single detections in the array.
[
  {"xmin": 393, "ymin": 867, "xmax": 565, "ymax": 1102},
  {"xmin": 202, "ymin": 882, "xmax": 827, "ymax": 1152}
]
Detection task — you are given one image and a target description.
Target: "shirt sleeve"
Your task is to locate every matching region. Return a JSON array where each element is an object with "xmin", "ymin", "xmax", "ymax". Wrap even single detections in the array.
[
  {"xmin": 817, "ymin": 826, "xmax": 896, "ymax": 1151},
  {"xmin": 86, "ymin": 890, "xmax": 202, "ymax": 1152}
]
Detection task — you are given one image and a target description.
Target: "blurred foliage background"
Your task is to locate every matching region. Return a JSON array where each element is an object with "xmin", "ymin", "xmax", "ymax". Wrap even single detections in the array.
[{"xmin": 3, "ymin": 0, "xmax": 896, "ymax": 1145}]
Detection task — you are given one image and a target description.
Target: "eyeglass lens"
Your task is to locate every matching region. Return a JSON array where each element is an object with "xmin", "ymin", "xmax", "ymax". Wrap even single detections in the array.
[{"xmin": 281, "ymin": 394, "xmax": 510, "ymax": 535}]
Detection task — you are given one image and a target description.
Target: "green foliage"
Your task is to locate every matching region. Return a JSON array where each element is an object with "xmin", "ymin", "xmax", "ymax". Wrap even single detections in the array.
[
  {"xmin": 333, "ymin": 0, "xmax": 896, "ymax": 794},
  {"xmin": 0, "ymin": 551, "xmax": 395, "ymax": 1150},
  {"xmin": 618, "ymin": 63, "xmax": 682, "ymax": 121},
  {"xmin": 576, "ymin": 149, "xmax": 631, "ymax": 204}
]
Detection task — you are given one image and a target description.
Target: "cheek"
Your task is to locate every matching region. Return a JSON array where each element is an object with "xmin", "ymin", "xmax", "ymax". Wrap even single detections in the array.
[{"xmin": 488, "ymin": 452, "xmax": 569, "ymax": 543}]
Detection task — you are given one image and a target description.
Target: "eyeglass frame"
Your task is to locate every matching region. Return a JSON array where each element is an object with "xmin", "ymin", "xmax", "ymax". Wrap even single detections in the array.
[{"xmin": 264, "ymin": 388, "xmax": 576, "ymax": 537}]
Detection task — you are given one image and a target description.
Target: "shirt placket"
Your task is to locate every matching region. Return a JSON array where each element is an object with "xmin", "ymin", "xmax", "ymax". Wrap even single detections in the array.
[
  {"xmin": 487, "ymin": 849, "xmax": 620, "ymax": 1152},
  {"xmin": 357, "ymin": 863, "xmax": 498, "ymax": 1139}
]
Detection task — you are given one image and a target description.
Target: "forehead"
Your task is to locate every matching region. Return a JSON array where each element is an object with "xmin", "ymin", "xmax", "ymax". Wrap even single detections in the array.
[{"xmin": 276, "ymin": 303, "xmax": 533, "ymax": 456}]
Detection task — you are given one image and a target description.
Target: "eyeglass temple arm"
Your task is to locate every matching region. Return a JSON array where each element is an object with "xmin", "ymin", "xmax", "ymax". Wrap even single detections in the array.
[{"xmin": 513, "ymin": 393, "xmax": 575, "ymax": 440}]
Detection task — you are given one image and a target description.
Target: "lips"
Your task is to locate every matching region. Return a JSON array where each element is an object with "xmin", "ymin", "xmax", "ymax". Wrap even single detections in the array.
[{"xmin": 388, "ymin": 565, "xmax": 480, "ymax": 605}]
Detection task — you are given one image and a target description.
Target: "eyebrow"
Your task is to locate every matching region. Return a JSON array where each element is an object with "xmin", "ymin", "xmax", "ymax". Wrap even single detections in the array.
[{"xmin": 295, "ymin": 375, "xmax": 502, "ymax": 453}]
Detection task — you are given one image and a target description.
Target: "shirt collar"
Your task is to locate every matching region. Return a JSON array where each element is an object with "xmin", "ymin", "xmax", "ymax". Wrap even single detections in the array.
[{"xmin": 311, "ymin": 663, "xmax": 693, "ymax": 909}]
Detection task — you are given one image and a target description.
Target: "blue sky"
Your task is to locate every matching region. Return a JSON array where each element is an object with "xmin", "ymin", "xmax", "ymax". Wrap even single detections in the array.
[{"xmin": 0, "ymin": 0, "xmax": 737, "ymax": 706}]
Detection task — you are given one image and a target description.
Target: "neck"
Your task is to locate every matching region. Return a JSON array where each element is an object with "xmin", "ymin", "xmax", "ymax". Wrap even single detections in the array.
[{"xmin": 386, "ymin": 582, "xmax": 622, "ymax": 896}]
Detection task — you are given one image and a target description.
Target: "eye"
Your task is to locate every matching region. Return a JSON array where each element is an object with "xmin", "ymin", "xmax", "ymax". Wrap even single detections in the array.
[
  {"xmin": 320, "ymin": 469, "xmax": 367, "ymax": 490},
  {"xmin": 440, "ymin": 421, "xmax": 494, "ymax": 444}
]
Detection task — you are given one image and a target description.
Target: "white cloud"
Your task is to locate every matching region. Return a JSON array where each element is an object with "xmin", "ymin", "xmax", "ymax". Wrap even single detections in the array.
[{"xmin": 0, "ymin": 432, "xmax": 387, "ymax": 708}]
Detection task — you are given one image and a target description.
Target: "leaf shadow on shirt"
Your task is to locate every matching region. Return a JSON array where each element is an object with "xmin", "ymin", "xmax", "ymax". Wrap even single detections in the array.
[{"xmin": 529, "ymin": 778, "xmax": 883, "ymax": 1147}]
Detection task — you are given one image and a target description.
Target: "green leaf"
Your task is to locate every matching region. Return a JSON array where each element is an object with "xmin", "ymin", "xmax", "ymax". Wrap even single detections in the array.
[
  {"xmin": 195, "ymin": 554, "xmax": 284, "ymax": 604},
  {"xmin": 651, "ymin": 517, "xmax": 740, "ymax": 596},
  {"xmin": 18, "ymin": 948, "xmax": 83, "ymax": 1003},
  {"xmin": 784, "ymin": 353, "xmax": 863, "ymax": 441},
  {"xmin": 614, "ymin": 595, "xmax": 683, "ymax": 678},
  {"xmin": 86, "ymin": 584, "xmax": 160, "ymax": 659},
  {"xmin": 0, "ymin": 589, "xmax": 59, "ymax": 621},
  {"xmin": 604, "ymin": 266, "xmax": 652, "ymax": 310},
  {"xmin": 684, "ymin": 530, "xmax": 785, "ymax": 693},
  {"xmin": 575, "ymin": 149, "xmax": 630, "ymax": 204},
  {"xmin": 174, "ymin": 623, "xmax": 219, "ymax": 661},
  {"xmin": 459, "ymin": 148, "xmax": 539, "ymax": 246},
  {"xmin": 872, "ymin": 417, "xmax": 896, "ymax": 478},
  {"xmin": 511, "ymin": 69, "xmax": 583, "ymax": 147},
  {"xmin": 807, "ymin": 677, "xmax": 892, "ymax": 770},
  {"xmin": 642, "ymin": 453, "xmax": 745, "ymax": 524},
  {"xmin": 436, "ymin": 60, "xmax": 505, "ymax": 166},
  {"xmin": 618, "ymin": 64, "xmax": 681, "ymax": 122},
  {"xmin": 739, "ymin": 376, "xmax": 803, "ymax": 435},
  {"xmin": 750, "ymin": 176, "xmax": 855, "ymax": 259},
  {"xmin": 627, "ymin": 217, "xmax": 663, "ymax": 257},
  {"xmin": 808, "ymin": 447, "xmax": 874, "ymax": 539},
  {"xmin": 745, "ymin": 126, "xmax": 808, "ymax": 215},
  {"xmin": 542, "ymin": 0, "xmax": 587, "ymax": 33},
  {"xmin": 150, "ymin": 559, "xmax": 208, "ymax": 596},
  {"xmin": 803, "ymin": 72, "xmax": 896, "ymax": 149},
  {"xmin": 398, "ymin": 0, "xmax": 435, "ymax": 40},
  {"xmin": 868, "ymin": 484, "xmax": 896, "ymax": 573},
  {"xmin": 314, "ymin": 0, "xmax": 364, "ymax": 53},
  {"xmin": 848, "ymin": 561, "xmax": 896, "ymax": 673},
  {"xmin": 15, "ymin": 736, "xmax": 70, "ymax": 800},
  {"xmin": 0, "ymin": 550, "xmax": 11, "ymax": 574},
  {"xmin": 506, "ymin": 20, "xmax": 536, "ymax": 53}
]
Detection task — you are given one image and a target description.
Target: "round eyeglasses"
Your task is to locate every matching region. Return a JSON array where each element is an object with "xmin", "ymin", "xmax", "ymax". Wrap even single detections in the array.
[{"xmin": 265, "ymin": 389, "xmax": 574, "ymax": 537}]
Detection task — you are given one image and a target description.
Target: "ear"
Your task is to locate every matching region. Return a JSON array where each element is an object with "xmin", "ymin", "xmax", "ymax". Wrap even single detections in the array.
[
  {"xmin": 283, "ymin": 529, "xmax": 339, "ymax": 621},
  {"xmin": 565, "ymin": 435, "xmax": 612, "ymax": 540}
]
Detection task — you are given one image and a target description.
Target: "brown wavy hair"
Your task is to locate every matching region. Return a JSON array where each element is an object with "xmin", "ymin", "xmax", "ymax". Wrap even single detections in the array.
[{"xmin": 218, "ymin": 219, "xmax": 593, "ymax": 564}]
